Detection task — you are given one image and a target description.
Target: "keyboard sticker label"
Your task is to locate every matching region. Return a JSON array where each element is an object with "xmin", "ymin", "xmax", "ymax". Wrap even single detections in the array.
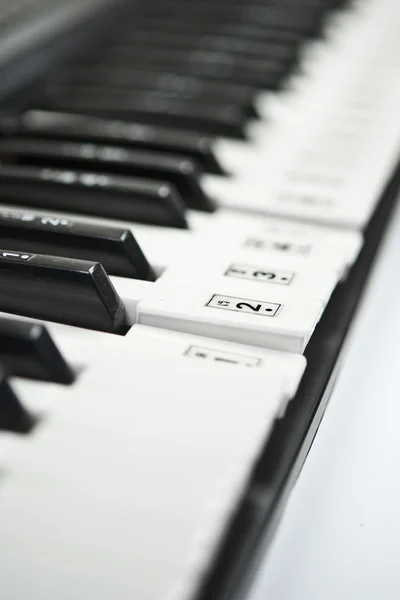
[
  {"xmin": 0, "ymin": 251, "xmax": 35, "ymax": 262},
  {"xmin": 40, "ymin": 217, "xmax": 71, "ymax": 227},
  {"xmin": 244, "ymin": 237, "xmax": 312, "ymax": 256},
  {"xmin": 0, "ymin": 211, "xmax": 72, "ymax": 228},
  {"xmin": 206, "ymin": 294, "xmax": 281, "ymax": 317},
  {"xmin": 185, "ymin": 346, "xmax": 261, "ymax": 368},
  {"xmin": 225, "ymin": 263, "xmax": 294, "ymax": 285}
]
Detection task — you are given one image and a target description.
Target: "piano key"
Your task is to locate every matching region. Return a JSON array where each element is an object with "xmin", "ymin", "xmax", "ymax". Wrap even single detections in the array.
[
  {"xmin": 46, "ymin": 69, "xmax": 259, "ymax": 118},
  {"xmin": 202, "ymin": 212, "xmax": 363, "ymax": 277},
  {"xmin": 137, "ymin": 278, "xmax": 323, "ymax": 352},
  {"xmin": 127, "ymin": 17, "xmax": 304, "ymax": 47},
  {"xmin": 107, "ymin": 30, "xmax": 297, "ymax": 64},
  {"xmin": 0, "ymin": 208, "xmax": 155, "ymax": 280},
  {"xmin": 0, "ymin": 364, "xmax": 34, "ymax": 433},
  {"xmin": 0, "ymin": 137, "xmax": 215, "ymax": 213},
  {"xmin": 127, "ymin": 324, "xmax": 307, "ymax": 412},
  {"xmin": 0, "ymin": 250, "xmax": 126, "ymax": 334},
  {"xmin": 158, "ymin": 248, "xmax": 339, "ymax": 306},
  {"xmin": 42, "ymin": 90, "xmax": 249, "ymax": 139},
  {"xmin": 138, "ymin": 3, "xmax": 324, "ymax": 35},
  {"xmin": 0, "ymin": 202, "xmax": 194, "ymax": 277},
  {"xmin": 0, "ymin": 313, "xmax": 125, "ymax": 394},
  {"xmin": 0, "ymin": 165, "xmax": 189, "ymax": 229},
  {"xmin": 0, "ymin": 337, "xmax": 289, "ymax": 600},
  {"xmin": 0, "ymin": 317, "xmax": 75, "ymax": 384},
  {"xmin": 1, "ymin": 110, "xmax": 226, "ymax": 175},
  {"xmin": 92, "ymin": 47, "xmax": 286, "ymax": 89}
]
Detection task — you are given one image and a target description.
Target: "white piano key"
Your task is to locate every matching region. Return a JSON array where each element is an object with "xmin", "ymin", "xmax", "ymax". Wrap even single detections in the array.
[
  {"xmin": 200, "ymin": 212, "xmax": 363, "ymax": 278},
  {"xmin": 158, "ymin": 248, "xmax": 339, "ymax": 307},
  {"xmin": 137, "ymin": 279, "xmax": 323, "ymax": 353},
  {"xmin": 0, "ymin": 340, "xmax": 288, "ymax": 600},
  {"xmin": 126, "ymin": 325, "xmax": 307, "ymax": 413}
]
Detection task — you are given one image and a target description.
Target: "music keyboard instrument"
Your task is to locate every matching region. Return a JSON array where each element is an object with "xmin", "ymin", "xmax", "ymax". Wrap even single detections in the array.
[{"xmin": 0, "ymin": 1, "xmax": 399, "ymax": 599}]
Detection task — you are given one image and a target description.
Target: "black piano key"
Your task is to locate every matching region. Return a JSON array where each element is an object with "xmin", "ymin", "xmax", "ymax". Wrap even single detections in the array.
[
  {"xmin": 0, "ymin": 317, "xmax": 75, "ymax": 384},
  {"xmin": 0, "ymin": 250, "xmax": 126, "ymax": 333},
  {"xmin": 46, "ymin": 69, "xmax": 258, "ymax": 118},
  {"xmin": 0, "ymin": 138, "xmax": 215, "ymax": 213},
  {"xmin": 0, "ymin": 208, "xmax": 156, "ymax": 280},
  {"xmin": 42, "ymin": 91, "xmax": 248, "ymax": 139},
  {"xmin": 0, "ymin": 364, "xmax": 35, "ymax": 433},
  {"xmin": 139, "ymin": 2, "xmax": 324, "ymax": 35},
  {"xmin": 122, "ymin": 17, "xmax": 304, "ymax": 46},
  {"xmin": 110, "ymin": 30, "xmax": 297, "ymax": 64},
  {"xmin": 0, "ymin": 111, "xmax": 225, "ymax": 175},
  {"xmin": 0, "ymin": 165, "xmax": 189, "ymax": 229},
  {"xmin": 85, "ymin": 50, "xmax": 286, "ymax": 89}
]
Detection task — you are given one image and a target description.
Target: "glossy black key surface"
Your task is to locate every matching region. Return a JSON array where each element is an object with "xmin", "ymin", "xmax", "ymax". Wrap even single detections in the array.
[
  {"xmin": 0, "ymin": 250, "xmax": 126, "ymax": 333},
  {"xmin": 140, "ymin": 1, "xmax": 324, "ymax": 33},
  {"xmin": 0, "ymin": 138, "xmax": 215, "ymax": 212},
  {"xmin": 0, "ymin": 364, "xmax": 35, "ymax": 433},
  {"xmin": 42, "ymin": 90, "xmax": 248, "ymax": 138},
  {"xmin": 122, "ymin": 17, "xmax": 304, "ymax": 46},
  {"xmin": 46, "ymin": 69, "xmax": 258, "ymax": 118},
  {"xmin": 0, "ymin": 209, "xmax": 155, "ymax": 280},
  {"xmin": 0, "ymin": 165, "xmax": 188, "ymax": 229},
  {"xmin": 1, "ymin": 111, "xmax": 225, "ymax": 175},
  {"xmin": 110, "ymin": 30, "xmax": 297, "ymax": 64},
  {"xmin": 84, "ymin": 50, "xmax": 285, "ymax": 89},
  {"xmin": 0, "ymin": 317, "xmax": 74, "ymax": 384}
]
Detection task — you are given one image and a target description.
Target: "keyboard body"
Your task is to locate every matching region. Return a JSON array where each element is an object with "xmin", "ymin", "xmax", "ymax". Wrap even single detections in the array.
[{"xmin": 0, "ymin": 1, "xmax": 399, "ymax": 599}]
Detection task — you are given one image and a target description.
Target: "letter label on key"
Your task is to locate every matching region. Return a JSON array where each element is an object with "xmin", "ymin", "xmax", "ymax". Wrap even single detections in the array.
[
  {"xmin": 225, "ymin": 263, "xmax": 295, "ymax": 285},
  {"xmin": 185, "ymin": 345, "xmax": 261, "ymax": 367},
  {"xmin": 206, "ymin": 295, "xmax": 281, "ymax": 317},
  {"xmin": 0, "ymin": 251, "xmax": 34, "ymax": 262}
]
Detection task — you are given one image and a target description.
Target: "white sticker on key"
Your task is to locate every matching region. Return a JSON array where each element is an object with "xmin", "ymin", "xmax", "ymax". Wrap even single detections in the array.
[
  {"xmin": 185, "ymin": 346, "xmax": 261, "ymax": 367},
  {"xmin": 206, "ymin": 294, "xmax": 282, "ymax": 317},
  {"xmin": 243, "ymin": 238, "xmax": 312, "ymax": 256},
  {"xmin": 225, "ymin": 263, "xmax": 295, "ymax": 286}
]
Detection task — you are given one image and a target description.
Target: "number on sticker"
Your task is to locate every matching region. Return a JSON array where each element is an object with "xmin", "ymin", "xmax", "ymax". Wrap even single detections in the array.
[
  {"xmin": 206, "ymin": 295, "xmax": 281, "ymax": 317},
  {"xmin": 225, "ymin": 263, "xmax": 294, "ymax": 285}
]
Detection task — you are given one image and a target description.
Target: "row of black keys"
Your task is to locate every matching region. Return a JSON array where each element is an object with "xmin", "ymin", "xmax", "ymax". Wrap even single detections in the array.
[
  {"xmin": 39, "ymin": 0, "xmax": 339, "ymax": 136},
  {"xmin": 0, "ymin": 214, "xmax": 148, "ymax": 332},
  {"xmin": 0, "ymin": 0, "xmax": 349, "ymax": 230},
  {"xmin": 0, "ymin": 0, "xmax": 350, "ymax": 232}
]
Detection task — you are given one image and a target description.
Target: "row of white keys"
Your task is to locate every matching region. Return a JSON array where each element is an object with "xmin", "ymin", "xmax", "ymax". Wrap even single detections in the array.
[
  {"xmin": 204, "ymin": 0, "xmax": 400, "ymax": 229},
  {"xmin": 0, "ymin": 326, "xmax": 305, "ymax": 600}
]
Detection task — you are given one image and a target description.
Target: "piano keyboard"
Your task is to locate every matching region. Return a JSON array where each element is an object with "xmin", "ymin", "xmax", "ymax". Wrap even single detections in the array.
[{"xmin": 0, "ymin": 0, "xmax": 399, "ymax": 598}]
